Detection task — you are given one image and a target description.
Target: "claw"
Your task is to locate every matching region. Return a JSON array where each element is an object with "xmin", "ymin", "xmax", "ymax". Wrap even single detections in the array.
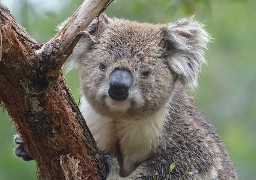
[
  {"xmin": 103, "ymin": 154, "xmax": 113, "ymax": 175},
  {"xmin": 13, "ymin": 134, "xmax": 23, "ymax": 144}
]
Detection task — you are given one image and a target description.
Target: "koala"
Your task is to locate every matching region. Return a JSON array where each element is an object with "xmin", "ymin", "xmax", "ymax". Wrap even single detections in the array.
[
  {"xmin": 14, "ymin": 15, "xmax": 238, "ymax": 179},
  {"xmin": 71, "ymin": 15, "xmax": 238, "ymax": 179}
]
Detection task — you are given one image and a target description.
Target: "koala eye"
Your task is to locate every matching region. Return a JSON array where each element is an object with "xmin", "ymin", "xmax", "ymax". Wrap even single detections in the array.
[
  {"xmin": 99, "ymin": 63, "xmax": 106, "ymax": 71},
  {"xmin": 141, "ymin": 70, "xmax": 151, "ymax": 78}
]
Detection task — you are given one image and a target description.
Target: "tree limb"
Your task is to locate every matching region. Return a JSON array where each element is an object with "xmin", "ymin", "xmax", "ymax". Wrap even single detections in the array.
[
  {"xmin": 0, "ymin": 0, "xmax": 113, "ymax": 179},
  {"xmin": 55, "ymin": 0, "xmax": 113, "ymax": 42},
  {"xmin": 40, "ymin": 0, "xmax": 113, "ymax": 72}
]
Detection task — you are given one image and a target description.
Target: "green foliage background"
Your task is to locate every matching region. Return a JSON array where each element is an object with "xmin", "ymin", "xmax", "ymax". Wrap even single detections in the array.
[{"xmin": 0, "ymin": 0, "xmax": 255, "ymax": 179}]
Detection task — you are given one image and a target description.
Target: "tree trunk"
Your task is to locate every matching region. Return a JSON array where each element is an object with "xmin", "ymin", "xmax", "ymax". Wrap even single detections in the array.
[{"xmin": 0, "ymin": 0, "xmax": 113, "ymax": 179}]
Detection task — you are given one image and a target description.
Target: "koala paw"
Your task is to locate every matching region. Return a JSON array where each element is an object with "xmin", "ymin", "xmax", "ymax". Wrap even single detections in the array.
[
  {"xmin": 103, "ymin": 154, "xmax": 113, "ymax": 175},
  {"xmin": 14, "ymin": 134, "xmax": 33, "ymax": 161}
]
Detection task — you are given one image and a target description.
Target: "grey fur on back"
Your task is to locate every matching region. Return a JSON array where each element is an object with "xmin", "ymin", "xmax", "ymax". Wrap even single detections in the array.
[{"xmin": 68, "ymin": 15, "xmax": 238, "ymax": 179}]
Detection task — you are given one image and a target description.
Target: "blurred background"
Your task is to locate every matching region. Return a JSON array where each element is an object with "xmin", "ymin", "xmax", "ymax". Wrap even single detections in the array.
[{"xmin": 0, "ymin": 0, "xmax": 255, "ymax": 179}]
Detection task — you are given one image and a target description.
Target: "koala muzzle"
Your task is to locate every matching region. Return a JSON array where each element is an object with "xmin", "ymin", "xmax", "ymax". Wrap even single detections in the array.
[{"xmin": 108, "ymin": 69, "xmax": 133, "ymax": 101}]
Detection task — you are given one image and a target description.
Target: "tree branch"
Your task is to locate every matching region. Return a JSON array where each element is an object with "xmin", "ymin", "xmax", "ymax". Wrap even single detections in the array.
[
  {"xmin": 0, "ymin": 0, "xmax": 113, "ymax": 179},
  {"xmin": 39, "ymin": 0, "xmax": 113, "ymax": 72},
  {"xmin": 55, "ymin": 0, "xmax": 112, "ymax": 42}
]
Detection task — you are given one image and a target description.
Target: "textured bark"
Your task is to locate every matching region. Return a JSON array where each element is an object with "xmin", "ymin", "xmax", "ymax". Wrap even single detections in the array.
[{"xmin": 0, "ymin": 0, "xmax": 113, "ymax": 179}]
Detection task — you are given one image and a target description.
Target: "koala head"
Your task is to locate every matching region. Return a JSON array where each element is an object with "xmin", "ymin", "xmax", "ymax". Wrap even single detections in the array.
[{"xmin": 70, "ymin": 15, "xmax": 210, "ymax": 118}]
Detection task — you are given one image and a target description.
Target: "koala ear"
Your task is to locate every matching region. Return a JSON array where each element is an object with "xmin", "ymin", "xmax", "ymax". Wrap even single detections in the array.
[
  {"xmin": 162, "ymin": 17, "xmax": 211, "ymax": 88},
  {"xmin": 65, "ymin": 31, "xmax": 95, "ymax": 72},
  {"xmin": 86, "ymin": 14, "xmax": 111, "ymax": 36},
  {"xmin": 65, "ymin": 14, "xmax": 111, "ymax": 72}
]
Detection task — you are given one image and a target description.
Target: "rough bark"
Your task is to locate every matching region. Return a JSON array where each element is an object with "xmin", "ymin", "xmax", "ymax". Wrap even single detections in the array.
[{"xmin": 0, "ymin": 0, "xmax": 113, "ymax": 179}]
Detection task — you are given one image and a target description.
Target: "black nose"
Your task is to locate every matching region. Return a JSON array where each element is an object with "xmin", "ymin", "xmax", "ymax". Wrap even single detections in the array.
[{"xmin": 108, "ymin": 69, "xmax": 133, "ymax": 101}]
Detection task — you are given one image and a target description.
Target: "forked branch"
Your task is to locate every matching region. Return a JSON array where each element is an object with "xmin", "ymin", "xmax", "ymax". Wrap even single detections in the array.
[{"xmin": 0, "ymin": 0, "xmax": 113, "ymax": 179}]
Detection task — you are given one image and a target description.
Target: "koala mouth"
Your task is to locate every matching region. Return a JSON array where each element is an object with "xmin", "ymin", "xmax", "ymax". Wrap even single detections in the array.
[{"xmin": 105, "ymin": 96, "xmax": 131, "ymax": 112}]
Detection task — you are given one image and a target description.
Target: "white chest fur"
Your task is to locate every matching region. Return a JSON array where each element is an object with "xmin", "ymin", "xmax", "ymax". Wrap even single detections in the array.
[{"xmin": 80, "ymin": 97, "xmax": 167, "ymax": 175}]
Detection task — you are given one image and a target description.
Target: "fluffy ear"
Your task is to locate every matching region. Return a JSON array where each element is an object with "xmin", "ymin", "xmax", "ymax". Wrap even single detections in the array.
[
  {"xmin": 65, "ymin": 31, "xmax": 95, "ymax": 72},
  {"xmin": 86, "ymin": 14, "xmax": 111, "ymax": 36},
  {"xmin": 162, "ymin": 17, "xmax": 211, "ymax": 88},
  {"xmin": 65, "ymin": 14, "xmax": 110, "ymax": 72}
]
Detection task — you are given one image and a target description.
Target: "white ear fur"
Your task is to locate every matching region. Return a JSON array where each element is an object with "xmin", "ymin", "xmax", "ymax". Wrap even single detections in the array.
[
  {"xmin": 64, "ymin": 32, "xmax": 95, "ymax": 73},
  {"xmin": 64, "ymin": 14, "xmax": 110, "ymax": 73},
  {"xmin": 165, "ymin": 17, "xmax": 211, "ymax": 88}
]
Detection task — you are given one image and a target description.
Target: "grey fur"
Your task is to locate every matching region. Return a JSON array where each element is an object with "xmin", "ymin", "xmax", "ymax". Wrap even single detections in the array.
[{"xmin": 69, "ymin": 15, "xmax": 238, "ymax": 179}]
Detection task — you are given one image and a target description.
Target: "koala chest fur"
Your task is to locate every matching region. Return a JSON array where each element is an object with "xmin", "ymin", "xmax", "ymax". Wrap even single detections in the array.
[
  {"xmin": 69, "ymin": 15, "xmax": 238, "ymax": 179},
  {"xmin": 80, "ymin": 97, "xmax": 168, "ymax": 176}
]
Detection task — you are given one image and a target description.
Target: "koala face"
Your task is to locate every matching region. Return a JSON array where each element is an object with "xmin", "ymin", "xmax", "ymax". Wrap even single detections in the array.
[{"xmin": 72, "ymin": 15, "xmax": 210, "ymax": 119}]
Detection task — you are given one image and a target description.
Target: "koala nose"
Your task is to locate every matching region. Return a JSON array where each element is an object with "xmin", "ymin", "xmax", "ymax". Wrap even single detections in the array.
[{"xmin": 108, "ymin": 69, "xmax": 133, "ymax": 101}]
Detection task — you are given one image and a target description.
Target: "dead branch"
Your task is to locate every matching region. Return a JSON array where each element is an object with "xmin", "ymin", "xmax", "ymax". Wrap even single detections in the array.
[{"xmin": 0, "ymin": 0, "xmax": 113, "ymax": 179}]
